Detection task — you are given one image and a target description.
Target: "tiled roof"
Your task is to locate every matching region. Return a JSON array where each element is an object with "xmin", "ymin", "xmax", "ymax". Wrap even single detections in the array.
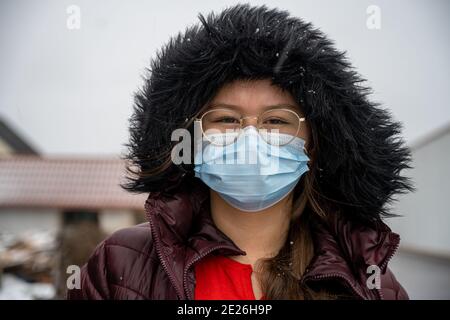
[{"xmin": 0, "ymin": 156, "xmax": 148, "ymax": 210}]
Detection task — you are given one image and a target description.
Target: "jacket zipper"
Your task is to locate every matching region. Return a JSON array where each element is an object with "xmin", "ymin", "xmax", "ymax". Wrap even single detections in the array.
[
  {"xmin": 146, "ymin": 202, "xmax": 185, "ymax": 300},
  {"xmin": 375, "ymin": 238, "xmax": 400, "ymax": 300},
  {"xmin": 183, "ymin": 245, "xmax": 244, "ymax": 300}
]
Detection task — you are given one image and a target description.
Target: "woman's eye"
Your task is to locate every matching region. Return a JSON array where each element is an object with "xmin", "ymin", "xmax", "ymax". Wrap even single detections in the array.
[
  {"xmin": 215, "ymin": 117, "xmax": 239, "ymax": 124},
  {"xmin": 264, "ymin": 118, "xmax": 288, "ymax": 125}
]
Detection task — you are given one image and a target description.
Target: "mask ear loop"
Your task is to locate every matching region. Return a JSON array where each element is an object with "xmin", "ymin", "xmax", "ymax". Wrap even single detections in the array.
[
  {"xmin": 302, "ymin": 146, "xmax": 309, "ymax": 156},
  {"xmin": 303, "ymin": 145, "xmax": 323, "ymax": 178},
  {"xmin": 302, "ymin": 145, "xmax": 314, "ymax": 172}
]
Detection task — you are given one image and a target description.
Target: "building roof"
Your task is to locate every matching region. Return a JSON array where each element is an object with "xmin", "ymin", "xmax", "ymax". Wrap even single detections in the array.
[
  {"xmin": 0, "ymin": 118, "xmax": 38, "ymax": 154},
  {"xmin": 0, "ymin": 156, "xmax": 147, "ymax": 210}
]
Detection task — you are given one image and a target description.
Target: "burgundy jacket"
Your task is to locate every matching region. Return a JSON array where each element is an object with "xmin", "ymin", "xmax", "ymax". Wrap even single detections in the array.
[{"xmin": 67, "ymin": 183, "xmax": 408, "ymax": 300}]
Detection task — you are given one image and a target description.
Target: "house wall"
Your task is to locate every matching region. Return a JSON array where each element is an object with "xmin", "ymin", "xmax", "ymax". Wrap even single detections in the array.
[
  {"xmin": 389, "ymin": 128, "xmax": 450, "ymax": 256},
  {"xmin": 0, "ymin": 208, "xmax": 61, "ymax": 235}
]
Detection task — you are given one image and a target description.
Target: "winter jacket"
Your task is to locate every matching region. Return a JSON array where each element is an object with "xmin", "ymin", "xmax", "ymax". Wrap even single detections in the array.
[{"xmin": 67, "ymin": 182, "xmax": 408, "ymax": 300}]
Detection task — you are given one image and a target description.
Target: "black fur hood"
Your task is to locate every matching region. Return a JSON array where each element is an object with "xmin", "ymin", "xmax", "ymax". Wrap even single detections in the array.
[{"xmin": 124, "ymin": 3, "xmax": 413, "ymax": 225}]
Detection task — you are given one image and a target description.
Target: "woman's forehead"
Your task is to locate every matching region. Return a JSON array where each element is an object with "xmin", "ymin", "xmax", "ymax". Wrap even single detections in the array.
[{"xmin": 207, "ymin": 79, "xmax": 302, "ymax": 114}]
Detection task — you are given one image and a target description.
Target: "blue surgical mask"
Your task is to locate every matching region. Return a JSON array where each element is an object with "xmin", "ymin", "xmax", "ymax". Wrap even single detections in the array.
[{"xmin": 194, "ymin": 126, "xmax": 310, "ymax": 212}]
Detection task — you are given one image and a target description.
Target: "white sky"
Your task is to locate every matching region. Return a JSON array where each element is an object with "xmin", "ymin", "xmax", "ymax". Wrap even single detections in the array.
[{"xmin": 0, "ymin": 0, "xmax": 449, "ymax": 155}]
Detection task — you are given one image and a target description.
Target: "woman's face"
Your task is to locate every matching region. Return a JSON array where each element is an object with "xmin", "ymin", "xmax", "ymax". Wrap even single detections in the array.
[{"xmin": 203, "ymin": 79, "xmax": 310, "ymax": 148}]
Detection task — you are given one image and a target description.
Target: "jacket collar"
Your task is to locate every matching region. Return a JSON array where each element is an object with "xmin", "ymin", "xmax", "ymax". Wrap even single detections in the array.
[{"xmin": 145, "ymin": 180, "xmax": 400, "ymax": 299}]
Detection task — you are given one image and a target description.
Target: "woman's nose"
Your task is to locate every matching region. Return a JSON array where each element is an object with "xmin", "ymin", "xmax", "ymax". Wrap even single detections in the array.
[{"xmin": 241, "ymin": 116, "xmax": 259, "ymax": 128}]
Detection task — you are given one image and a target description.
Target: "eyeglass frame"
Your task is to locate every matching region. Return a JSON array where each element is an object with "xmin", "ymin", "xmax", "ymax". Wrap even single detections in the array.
[{"xmin": 194, "ymin": 107, "xmax": 306, "ymax": 146}]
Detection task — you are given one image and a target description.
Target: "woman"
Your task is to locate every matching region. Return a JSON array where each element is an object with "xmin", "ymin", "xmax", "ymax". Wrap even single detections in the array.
[{"xmin": 68, "ymin": 4, "xmax": 412, "ymax": 300}]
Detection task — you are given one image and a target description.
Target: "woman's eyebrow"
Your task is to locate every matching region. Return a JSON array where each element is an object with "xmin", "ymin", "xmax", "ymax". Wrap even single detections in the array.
[
  {"xmin": 206, "ymin": 103, "xmax": 242, "ymax": 110},
  {"xmin": 261, "ymin": 104, "xmax": 300, "ymax": 112}
]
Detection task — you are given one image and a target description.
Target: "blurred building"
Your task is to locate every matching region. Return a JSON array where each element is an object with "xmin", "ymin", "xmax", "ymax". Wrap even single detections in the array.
[{"xmin": 0, "ymin": 118, "xmax": 147, "ymax": 299}]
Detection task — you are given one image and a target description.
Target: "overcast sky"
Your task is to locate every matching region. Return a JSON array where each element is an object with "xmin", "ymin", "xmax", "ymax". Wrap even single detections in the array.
[{"xmin": 1, "ymin": 0, "xmax": 449, "ymax": 156}]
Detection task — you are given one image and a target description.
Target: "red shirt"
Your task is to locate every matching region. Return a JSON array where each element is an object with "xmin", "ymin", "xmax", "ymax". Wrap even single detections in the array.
[{"xmin": 194, "ymin": 254, "xmax": 266, "ymax": 300}]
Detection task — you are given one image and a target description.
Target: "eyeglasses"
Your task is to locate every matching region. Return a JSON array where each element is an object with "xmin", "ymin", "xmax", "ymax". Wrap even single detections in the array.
[{"xmin": 195, "ymin": 108, "xmax": 306, "ymax": 146}]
